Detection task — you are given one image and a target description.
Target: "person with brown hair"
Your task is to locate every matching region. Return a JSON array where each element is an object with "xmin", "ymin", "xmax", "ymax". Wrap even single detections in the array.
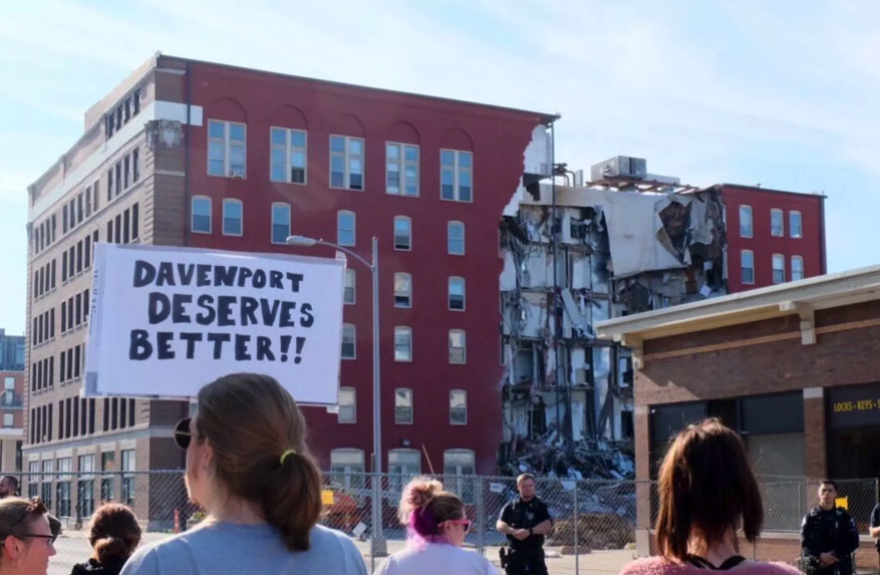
[
  {"xmin": 120, "ymin": 373, "xmax": 366, "ymax": 575},
  {"xmin": 0, "ymin": 496, "xmax": 57, "ymax": 575},
  {"xmin": 70, "ymin": 503, "xmax": 142, "ymax": 575},
  {"xmin": 374, "ymin": 477, "xmax": 497, "ymax": 575},
  {"xmin": 620, "ymin": 419, "xmax": 800, "ymax": 575}
]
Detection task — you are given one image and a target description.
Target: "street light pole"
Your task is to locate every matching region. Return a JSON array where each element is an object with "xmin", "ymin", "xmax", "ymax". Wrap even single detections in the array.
[
  {"xmin": 369, "ymin": 236, "xmax": 385, "ymax": 557},
  {"xmin": 286, "ymin": 235, "xmax": 385, "ymax": 557}
]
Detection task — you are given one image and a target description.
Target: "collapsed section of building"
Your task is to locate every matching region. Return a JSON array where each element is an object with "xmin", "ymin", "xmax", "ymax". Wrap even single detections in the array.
[{"xmin": 498, "ymin": 157, "xmax": 727, "ymax": 478}]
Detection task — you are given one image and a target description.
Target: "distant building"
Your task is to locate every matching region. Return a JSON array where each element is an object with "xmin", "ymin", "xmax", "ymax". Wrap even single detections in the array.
[
  {"xmin": 0, "ymin": 330, "xmax": 25, "ymax": 372},
  {"xmin": 712, "ymin": 184, "xmax": 826, "ymax": 293},
  {"xmin": 0, "ymin": 372, "xmax": 23, "ymax": 473}
]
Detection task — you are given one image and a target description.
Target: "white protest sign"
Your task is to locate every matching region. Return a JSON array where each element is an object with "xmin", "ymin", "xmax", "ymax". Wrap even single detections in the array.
[{"xmin": 85, "ymin": 243, "xmax": 345, "ymax": 405}]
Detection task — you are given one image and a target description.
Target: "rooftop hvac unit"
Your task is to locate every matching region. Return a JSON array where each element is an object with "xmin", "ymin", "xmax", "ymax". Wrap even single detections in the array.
[{"xmin": 590, "ymin": 156, "xmax": 648, "ymax": 182}]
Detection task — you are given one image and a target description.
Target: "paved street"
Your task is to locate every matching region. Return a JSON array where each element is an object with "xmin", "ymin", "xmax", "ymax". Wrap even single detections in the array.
[{"xmin": 50, "ymin": 530, "xmax": 635, "ymax": 575}]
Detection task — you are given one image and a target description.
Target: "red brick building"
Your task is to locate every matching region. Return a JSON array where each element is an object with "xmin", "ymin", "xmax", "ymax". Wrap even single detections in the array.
[
  {"xmin": 597, "ymin": 265, "xmax": 880, "ymax": 560},
  {"xmin": 716, "ymin": 184, "xmax": 826, "ymax": 293},
  {"xmin": 25, "ymin": 51, "xmax": 555, "ymax": 524}
]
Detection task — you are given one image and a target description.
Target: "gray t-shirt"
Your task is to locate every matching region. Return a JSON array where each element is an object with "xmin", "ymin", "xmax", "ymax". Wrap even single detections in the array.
[{"xmin": 120, "ymin": 522, "xmax": 367, "ymax": 575}]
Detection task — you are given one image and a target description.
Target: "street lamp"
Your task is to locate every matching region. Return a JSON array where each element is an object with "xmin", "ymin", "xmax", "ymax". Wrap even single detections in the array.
[{"xmin": 286, "ymin": 235, "xmax": 385, "ymax": 556}]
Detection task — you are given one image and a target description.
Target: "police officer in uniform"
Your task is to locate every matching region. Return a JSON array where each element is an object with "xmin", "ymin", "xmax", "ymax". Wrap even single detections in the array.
[
  {"xmin": 801, "ymin": 480, "xmax": 860, "ymax": 575},
  {"xmin": 496, "ymin": 473, "xmax": 553, "ymax": 575}
]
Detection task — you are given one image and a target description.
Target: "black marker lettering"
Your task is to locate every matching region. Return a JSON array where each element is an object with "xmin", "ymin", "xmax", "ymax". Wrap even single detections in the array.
[
  {"xmin": 217, "ymin": 296, "xmax": 237, "ymax": 327},
  {"xmin": 156, "ymin": 332, "xmax": 175, "ymax": 359},
  {"xmin": 256, "ymin": 336, "xmax": 275, "ymax": 361},
  {"xmin": 279, "ymin": 301, "xmax": 297, "ymax": 328},
  {"xmin": 299, "ymin": 302, "xmax": 315, "ymax": 328},
  {"xmin": 253, "ymin": 269, "xmax": 267, "ymax": 289},
  {"xmin": 286, "ymin": 272, "xmax": 304, "ymax": 293},
  {"xmin": 148, "ymin": 292, "xmax": 171, "ymax": 324},
  {"xmin": 269, "ymin": 271, "xmax": 283, "ymax": 290},
  {"xmin": 240, "ymin": 297, "xmax": 259, "ymax": 326},
  {"xmin": 156, "ymin": 262, "xmax": 176, "ymax": 286},
  {"xmin": 197, "ymin": 264, "xmax": 212, "ymax": 287},
  {"xmin": 133, "ymin": 261, "xmax": 156, "ymax": 288},
  {"xmin": 195, "ymin": 294, "xmax": 216, "ymax": 325},
  {"xmin": 180, "ymin": 332, "xmax": 203, "ymax": 359},
  {"xmin": 234, "ymin": 334, "xmax": 252, "ymax": 361},
  {"xmin": 178, "ymin": 263, "xmax": 195, "ymax": 286},
  {"xmin": 214, "ymin": 265, "xmax": 237, "ymax": 287},
  {"xmin": 129, "ymin": 329, "xmax": 152, "ymax": 360},
  {"xmin": 172, "ymin": 294, "xmax": 193, "ymax": 324},
  {"xmin": 207, "ymin": 333, "xmax": 231, "ymax": 359}
]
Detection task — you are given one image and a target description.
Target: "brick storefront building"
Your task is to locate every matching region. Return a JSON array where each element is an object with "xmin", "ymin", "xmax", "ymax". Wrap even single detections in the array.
[
  {"xmin": 598, "ymin": 265, "xmax": 880, "ymax": 562},
  {"xmin": 24, "ymin": 53, "xmax": 554, "ymax": 525}
]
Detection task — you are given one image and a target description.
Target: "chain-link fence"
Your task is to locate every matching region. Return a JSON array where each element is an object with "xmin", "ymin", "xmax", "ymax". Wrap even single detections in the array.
[{"xmin": 8, "ymin": 471, "xmax": 880, "ymax": 575}]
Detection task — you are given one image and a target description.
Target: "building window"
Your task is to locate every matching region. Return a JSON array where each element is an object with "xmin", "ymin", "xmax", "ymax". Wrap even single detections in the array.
[
  {"xmin": 741, "ymin": 250, "xmax": 755, "ymax": 284},
  {"xmin": 440, "ymin": 150, "xmax": 473, "ymax": 202},
  {"xmin": 28, "ymin": 462, "xmax": 39, "ymax": 498},
  {"xmin": 344, "ymin": 270, "xmax": 356, "ymax": 305},
  {"xmin": 448, "ymin": 222, "xmax": 465, "ymax": 255},
  {"xmin": 56, "ymin": 457, "xmax": 72, "ymax": 517},
  {"xmin": 449, "ymin": 330, "xmax": 466, "ymax": 364},
  {"xmin": 222, "ymin": 199, "xmax": 243, "ymax": 236},
  {"xmin": 271, "ymin": 203, "xmax": 291, "ymax": 244},
  {"xmin": 394, "ymin": 273, "xmax": 412, "ymax": 308},
  {"xmin": 329, "ymin": 449, "xmax": 365, "ymax": 492},
  {"xmin": 270, "ymin": 127, "xmax": 307, "ymax": 184},
  {"xmin": 394, "ymin": 327, "xmax": 412, "ymax": 362},
  {"xmin": 448, "ymin": 277, "xmax": 465, "ymax": 311},
  {"xmin": 790, "ymin": 211, "xmax": 803, "ymax": 238},
  {"xmin": 739, "ymin": 206, "xmax": 753, "ymax": 238},
  {"xmin": 395, "ymin": 389, "xmax": 413, "ymax": 425},
  {"xmin": 121, "ymin": 449, "xmax": 135, "ymax": 506},
  {"xmin": 2, "ymin": 414, "xmax": 12, "ymax": 428},
  {"xmin": 192, "ymin": 197, "xmax": 212, "ymax": 233},
  {"xmin": 338, "ymin": 387, "xmax": 356, "ymax": 424},
  {"xmin": 337, "ymin": 211, "xmax": 356, "ymax": 247},
  {"xmin": 393, "ymin": 216, "xmax": 412, "ymax": 251},
  {"xmin": 41, "ymin": 460, "xmax": 53, "ymax": 510},
  {"xmin": 388, "ymin": 449, "xmax": 421, "ymax": 493},
  {"xmin": 771, "ymin": 209, "xmax": 784, "ymax": 237},
  {"xmin": 450, "ymin": 390, "xmax": 467, "ymax": 425},
  {"xmin": 444, "ymin": 449, "xmax": 475, "ymax": 476},
  {"xmin": 341, "ymin": 324, "xmax": 356, "ymax": 360},
  {"xmin": 772, "ymin": 254, "xmax": 786, "ymax": 284},
  {"xmin": 330, "ymin": 136, "xmax": 364, "ymax": 191},
  {"xmin": 792, "ymin": 256, "xmax": 805, "ymax": 281},
  {"xmin": 386, "ymin": 143, "xmax": 419, "ymax": 196},
  {"xmin": 208, "ymin": 120, "xmax": 247, "ymax": 178},
  {"xmin": 77, "ymin": 454, "xmax": 95, "ymax": 517}
]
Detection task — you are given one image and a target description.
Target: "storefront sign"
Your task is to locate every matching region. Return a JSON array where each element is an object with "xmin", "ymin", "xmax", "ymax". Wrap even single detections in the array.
[{"xmin": 827, "ymin": 384, "xmax": 880, "ymax": 429}]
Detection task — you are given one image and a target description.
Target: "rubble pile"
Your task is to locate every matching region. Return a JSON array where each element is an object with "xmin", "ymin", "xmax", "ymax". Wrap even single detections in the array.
[
  {"xmin": 501, "ymin": 434, "xmax": 635, "ymax": 480},
  {"xmin": 548, "ymin": 513, "xmax": 635, "ymax": 550}
]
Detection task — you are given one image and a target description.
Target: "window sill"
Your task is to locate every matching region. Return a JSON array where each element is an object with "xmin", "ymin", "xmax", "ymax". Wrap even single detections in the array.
[
  {"xmin": 270, "ymin": 179, "xmax": 308, "ymax": 187},
  {"xmin": 330, "ymin": 186, "xmax": 365, "ymax": 193}
]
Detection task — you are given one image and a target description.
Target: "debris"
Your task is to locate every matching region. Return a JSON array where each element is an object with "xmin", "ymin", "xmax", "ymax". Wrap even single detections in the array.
[{"xmin": 548, "ymin": 513, "xmax": 635, "ymax": 550}]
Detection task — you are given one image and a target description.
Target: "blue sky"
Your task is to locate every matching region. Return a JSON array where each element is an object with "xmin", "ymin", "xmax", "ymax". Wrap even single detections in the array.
[{"xmin": 1, "ymin": 0, "xmax": 878, "ymax": 335}]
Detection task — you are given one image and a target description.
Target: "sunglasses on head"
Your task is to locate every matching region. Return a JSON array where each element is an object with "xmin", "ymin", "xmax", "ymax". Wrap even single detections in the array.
[{"xmin": 174, "ymin": 418, "xmax": 192, "ymax": 450}]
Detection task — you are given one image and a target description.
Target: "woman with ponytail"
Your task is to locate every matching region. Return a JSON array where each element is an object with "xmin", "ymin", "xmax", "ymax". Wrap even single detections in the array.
[
  {"xmin": 121, "ymin": 373, "xmax": 366, "ymax": 575},
  {"xmin": 375, "ymin": 477, "xmax": 497, "ymax": 575},
  {"xmin": 70, "ymin": 503, "xmax": 141, "ymax": 575}
]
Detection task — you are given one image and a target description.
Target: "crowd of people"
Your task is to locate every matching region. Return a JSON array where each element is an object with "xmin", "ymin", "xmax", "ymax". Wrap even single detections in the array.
[{"xmin": 0, "ymin": 375, "xmax": 873, "ymax": 575}]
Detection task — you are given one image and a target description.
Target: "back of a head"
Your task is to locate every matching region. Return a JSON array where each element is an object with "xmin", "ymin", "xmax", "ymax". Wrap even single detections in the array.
[
  {"xmin": 89, "ymin": 503, "xmax": 142, "ymax": 563},
  {"xmin": 197, "ymin": 373, "xmax": 323, "ymax": 551},
  {"xmin": 655, "ymin": 418, "xmax": 763, "ymax": 561},
  {"xmin": 398, "ymin": 477, "xmax": 464, "ymax": 539}
]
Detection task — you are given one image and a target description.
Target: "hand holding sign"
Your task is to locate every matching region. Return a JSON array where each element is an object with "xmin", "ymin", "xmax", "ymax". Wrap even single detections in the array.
[{"xmin": 85, "ymin": 244, "xmax": 345, "ymax": 405}]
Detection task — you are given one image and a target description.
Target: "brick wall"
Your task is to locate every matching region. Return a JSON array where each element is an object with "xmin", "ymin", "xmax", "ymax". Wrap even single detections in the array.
[{"xmin": 636, "ymin": 300, "xmax": 880, "ymax": 407}]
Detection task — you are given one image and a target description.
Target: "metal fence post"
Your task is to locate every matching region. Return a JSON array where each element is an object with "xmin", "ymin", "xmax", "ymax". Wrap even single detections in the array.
[
  {"xmin": 574, "ymin": 480, "xmax": 580, "ymax": 575},
  {"xmin": 476, "ymin": 477, "xmax": 485, "ymax": 556}
]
